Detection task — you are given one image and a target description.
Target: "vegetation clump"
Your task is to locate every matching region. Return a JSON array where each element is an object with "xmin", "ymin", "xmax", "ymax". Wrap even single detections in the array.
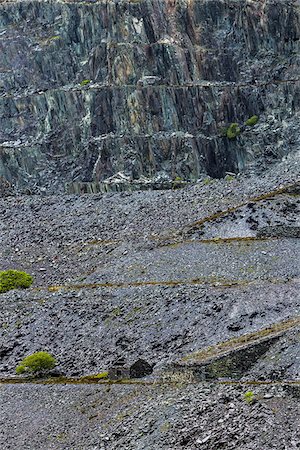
[
  {"xmin": 203, "ymin": 177, "xmax": 214, "ymax": 185},
  {"xmin": 16, "ymin": 351, "xmax": 56, "ymax": 375},
  {"xmin": 222, "ymin": 115, "xmax": 259, "ymax": 139},
  {"xmin": 95, "ymin": 371, "xmax": 109, "ymax": 379},
  {"xmin": 225, "ymin": 174, "xmax": 235, "ymax": 182},
  {"xmin": 243, "ymin": 391, "xmax": 255, "ymax": 404},
  {"xmin": 226, "ymin": 123, "xmax": 241, "ymax": 139},
  {"xmin": 172, "ymin": 176, "xmax": 184, "ymax": 189},
  {"xmin": 245, "ymin": 115, "xmax": 259, "ymax": 126},
  {"xmin": 80, "ymin": 79, "xmax": 91, "ymax": 86},
  {"xmin": 0, "ymin": 270, "xmax": 33, "ymax": 294},
  {"xmin": 79, "ymin": 372, "xmax": 109, "ymax": 382}
]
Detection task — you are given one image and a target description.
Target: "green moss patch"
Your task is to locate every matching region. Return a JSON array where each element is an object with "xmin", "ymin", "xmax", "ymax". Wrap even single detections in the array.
[
  {"xmin": 80, "ymin": 79, "xmax": 91, "ymax": 86},
  {"xmin": 226, "ymin": 123, "xmax": 241, "ymax": 139},
  {"xmin": 245, "ymin": 115, "xmax": 259, "ymax": 126}
]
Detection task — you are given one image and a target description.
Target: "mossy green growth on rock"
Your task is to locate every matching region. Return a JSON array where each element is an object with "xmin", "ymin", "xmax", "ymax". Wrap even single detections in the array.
[
  {"xmin": 245, "ymin": 115, "xmax": 259, "ymax": 126},
  {"xmin": 0, "ymin": 270, "xmax": 33, "ymax": 294},
  {"xmin": 79, "ymin": 372, "xmax": 109, "ymax": 382},
  {"xmin": 243, "ymin": 391, "xmax": 255, "ymax": 404},
  {"xmin": 225, "ymin": 174, "xmax": 235, "ymax": 182},
  {"xmin": 80, "ymin": 79, "xmax": 91, "ymax": 86},
  {"xmin": 16, "ymin": 351, "xmax": 56, "ymax": 375},
  {"xmin": 226, "ymin": 123, "xmax": 241, "ymax": 139}
]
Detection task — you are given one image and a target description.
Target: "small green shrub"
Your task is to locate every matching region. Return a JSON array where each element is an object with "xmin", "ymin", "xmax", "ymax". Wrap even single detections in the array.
[
  {"xmin": 16, "ymin": 351, "xmax": 56, "ymax": 375},
  {"xmin": 0, "ymin": 270, "xmax": 33, "ymax": 294},
  {"xmin": 245, "ymin": 115, "xmax": 259, "ymax": 126},
  {"xmin": 80, "ymin": 79, "xmax": 91, "ymax": 86},
  {"xmin": 226, "ymin": 123, "xmax": 241, "ymax": 139},
  {"xmin": 243, "ymin": 391, "xmax": 255, "ymax": 404}
]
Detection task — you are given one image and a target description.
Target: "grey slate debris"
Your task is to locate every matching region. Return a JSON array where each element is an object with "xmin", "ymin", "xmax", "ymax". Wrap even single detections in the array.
[{"xmin": 0, "ymin": 0, "xmax": 300, "ymax": 449}]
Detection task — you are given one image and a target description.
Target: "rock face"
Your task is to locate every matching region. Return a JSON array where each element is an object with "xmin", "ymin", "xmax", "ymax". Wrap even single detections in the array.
[{"xmin": 1, "ymin": 0, "xmax": 300, "ymax": 192}]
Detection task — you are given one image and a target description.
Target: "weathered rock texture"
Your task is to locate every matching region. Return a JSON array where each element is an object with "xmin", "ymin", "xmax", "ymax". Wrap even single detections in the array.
[
  {"xmin": 1, "ymin": 383, "xmax": 300, "ymax": 450},
  {"xmin": 1, "ymin": 0, "xmax": 300, "ymax": 192}
]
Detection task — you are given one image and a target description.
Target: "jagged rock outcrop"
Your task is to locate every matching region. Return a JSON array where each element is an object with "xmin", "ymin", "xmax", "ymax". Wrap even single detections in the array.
[{"xmin": 1, "ymin": 0, "xmax": 300, "ymax": 192}]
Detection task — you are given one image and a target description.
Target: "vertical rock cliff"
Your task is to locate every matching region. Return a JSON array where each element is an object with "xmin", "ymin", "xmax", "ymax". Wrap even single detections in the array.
[{"xmin": 1, "ymin": 0, "xmax": 300, "ymax": 192}]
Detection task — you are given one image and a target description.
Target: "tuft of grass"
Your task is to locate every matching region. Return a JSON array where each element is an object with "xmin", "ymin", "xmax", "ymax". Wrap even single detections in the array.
[
  {"xmin": 95, "ymin": 372, "xmax": 109, "ymax": 379},
  {"xmin": 203, "ymin": 177, "xmax": 214, "ymax": 185},
  {"xmin": 225, "ymin": 174, "xmax": 235, "ymax": 182},
  {"xmin": 79, "ymin": 372, "xmax": 109, "ymax": 382}
]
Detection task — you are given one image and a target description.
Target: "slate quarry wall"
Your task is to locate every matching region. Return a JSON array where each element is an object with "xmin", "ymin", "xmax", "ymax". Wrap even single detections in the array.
[{"xmin": 1, "ymin": 0, "xmax": 300, "ymax": 192}]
